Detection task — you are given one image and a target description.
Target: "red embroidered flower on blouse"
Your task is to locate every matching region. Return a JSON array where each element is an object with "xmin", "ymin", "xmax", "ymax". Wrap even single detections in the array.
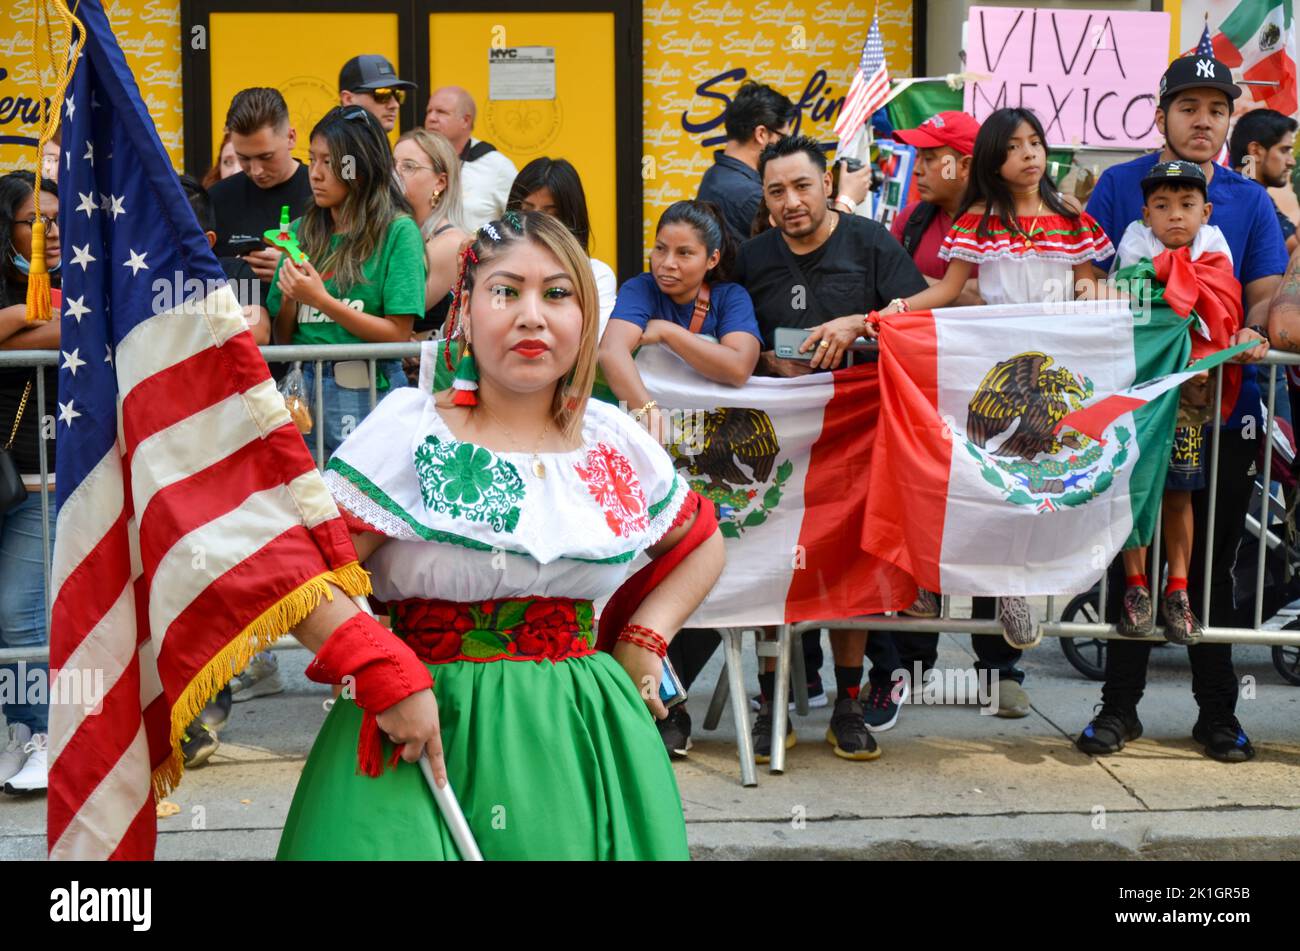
[{"xmin": 573, "ymin": 443, "xmax": 650, "ymax": 537}]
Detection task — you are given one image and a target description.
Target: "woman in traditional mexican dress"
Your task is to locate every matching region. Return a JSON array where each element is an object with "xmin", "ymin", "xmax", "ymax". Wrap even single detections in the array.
[{"xmin": 274, "ymin": 211, "xmax": 724, "ymax": 860}]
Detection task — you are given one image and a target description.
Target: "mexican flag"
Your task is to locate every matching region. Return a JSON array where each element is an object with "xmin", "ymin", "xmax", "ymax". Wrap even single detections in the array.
[
  {"xmin": 1212, "ymin": 0, "xmax": 1297, "ymax": 115},
  {"xmin": 626, "ymin": 346, "xmax": 916, "ymax": 626},
  {"xmin": 862, "ymin": 299, "xmax": 1194, "ymax": 597}
]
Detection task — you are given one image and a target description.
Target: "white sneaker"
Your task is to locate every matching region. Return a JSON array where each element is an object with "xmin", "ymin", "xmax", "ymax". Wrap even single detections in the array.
[
  {"xmin": 0, "ymin": 723, "xmax": 33, "ymax": 785},
  {"xmin": 230, "ymin": 652, "xmax": 284, "ymax": 702},
  {"xmin": 4, "ymin": 732, "xmax": 47, "ymax": 794}
]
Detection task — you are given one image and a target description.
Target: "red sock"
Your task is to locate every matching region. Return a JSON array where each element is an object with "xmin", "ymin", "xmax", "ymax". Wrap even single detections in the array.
[
  {"xmin": 1126, "ymin": 574, "xmax": 1148, "ymax": 589},
  {"xmin": 1165, "ymin": 576, "xmax": 1188, "ymax": 595}
]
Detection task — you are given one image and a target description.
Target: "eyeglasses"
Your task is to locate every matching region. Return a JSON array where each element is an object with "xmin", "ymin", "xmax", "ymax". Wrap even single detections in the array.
[
  {"xmin": 16, "ymin": 215, "xmax": 57, "ymax": 231},
  {"xmin": 396, "ymin": 160, "xmax": 436, "ymax": 176},
  {"xmin": 362, "ymin": 87, "xmax": 405, "ymax": 105}
]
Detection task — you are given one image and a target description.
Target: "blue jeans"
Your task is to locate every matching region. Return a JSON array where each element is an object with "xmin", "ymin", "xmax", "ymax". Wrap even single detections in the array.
[
  {"xmin": 300, "ymin": 359, "xmax": 406, "ymax": 460},
  {"xmin": 0, "ymin": 493, "xmax": 55, "ymax": 732}
]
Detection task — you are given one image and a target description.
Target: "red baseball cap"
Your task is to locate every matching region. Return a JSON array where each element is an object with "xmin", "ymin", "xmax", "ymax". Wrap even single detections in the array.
[{"xmin": 894, "ymin": 111, "xmax": 979, "ymax": 156}]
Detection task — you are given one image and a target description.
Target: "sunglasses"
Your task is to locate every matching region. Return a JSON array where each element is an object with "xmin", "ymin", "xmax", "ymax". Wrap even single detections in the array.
[{"xmin": 361, "ymin": 87, "xmax": 406, "ymax": 105}]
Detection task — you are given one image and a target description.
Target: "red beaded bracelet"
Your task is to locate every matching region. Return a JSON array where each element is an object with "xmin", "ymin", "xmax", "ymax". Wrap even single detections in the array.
[{"xmin": 618, "ymin": 624, "xmax": 668, "ymax": 657}]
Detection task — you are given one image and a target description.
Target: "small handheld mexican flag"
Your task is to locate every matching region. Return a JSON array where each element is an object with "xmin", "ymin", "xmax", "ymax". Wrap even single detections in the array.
[{"xmin": 863, "ymin": 299, "xmax": 1197, "ymax": 597}]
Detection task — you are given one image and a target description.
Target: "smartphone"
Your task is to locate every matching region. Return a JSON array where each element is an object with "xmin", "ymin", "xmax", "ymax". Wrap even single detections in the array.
[
  {"xmin": 228, "ymin": 237, "xmax": 266, "ymax": 256},
  {"xmin": 774, "ymin": 326, "xmax": 815, "ymax": 361},
  {"xmin": 659, "ymin": 656, "xmax": 687, "ymax": 709}
]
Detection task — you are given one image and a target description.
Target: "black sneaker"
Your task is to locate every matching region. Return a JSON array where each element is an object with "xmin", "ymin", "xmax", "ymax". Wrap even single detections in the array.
[
  {"xmin": 1192, "ymin": 716, "xmax": 1256, "ymax": 763},
  {"xmin": 753, "ymin": 702, "xmax": 796, "ymax": 764},
  {"xmin": 862, "ymin": 678, "xmax": 908, "ymax": 733},
  {"xmin": 182, "ymin": 721, "xmax": 219, "ymax": 769},
  {"xmin": 657, "ymin": 704, "xmax": 692, "ymax": 759},
  {"xmin": 825, "ymin": 696, "xmax": 880, "ymax": 760},
  {"xmin": 198, "ymin": 685, "xmax": 232, "ymax": 732},
  {"xmin": 1076, "ymin": 705, "xmax": 1143, "ymax": 755}
]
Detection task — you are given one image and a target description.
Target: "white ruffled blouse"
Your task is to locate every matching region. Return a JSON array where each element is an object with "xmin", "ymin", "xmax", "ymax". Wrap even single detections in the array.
[{"xmin": 323, "ymin": 388, "xmax": 688, "ymax": 604}]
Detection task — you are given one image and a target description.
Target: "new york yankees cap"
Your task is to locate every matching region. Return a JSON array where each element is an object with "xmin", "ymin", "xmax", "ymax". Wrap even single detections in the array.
[{"xmin": 1158, "ymin": 55, "xmax": 1242, "ymax": 105}]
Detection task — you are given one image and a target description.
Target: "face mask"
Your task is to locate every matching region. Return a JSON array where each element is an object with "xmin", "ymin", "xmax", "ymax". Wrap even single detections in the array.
[{"xmin": 11, "ymin": 251, "xmax": 61, "ymax": 277}]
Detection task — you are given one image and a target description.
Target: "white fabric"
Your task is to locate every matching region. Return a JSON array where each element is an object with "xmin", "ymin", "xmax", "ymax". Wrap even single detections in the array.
[
  {"xmin": 459, "ymin": 139, "xmax": 517, "ymax": 231},
  {"xmin": 931, "ymin": 300, "xmax": 1144, "ymax": 595},
  {"xmin": 591, "ymin": 256, "xmax": 617, "ymax": 342},
  {"xmin": 1113, "ymin": 221, "xmax": 1234, "ymax": 272},
  {"xmin": 976, "ymin": 256, "xmax": 1076, "ymax": 306},
  {"xmin": 325, "ymin": 387, "xmax": 688, "ymax": 603}
]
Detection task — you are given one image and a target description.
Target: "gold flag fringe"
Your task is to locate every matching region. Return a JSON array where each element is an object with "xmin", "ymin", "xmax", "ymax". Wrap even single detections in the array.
[{"xmin": 151, "ymin": 561, "xmax": 372, "ymax": 799}]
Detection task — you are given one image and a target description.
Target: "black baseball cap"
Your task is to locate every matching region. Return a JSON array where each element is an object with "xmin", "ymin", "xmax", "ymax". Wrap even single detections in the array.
[
  {"xmin": 1158, "ymin": 55, "xmax": 1242, "ymax": 106},
  {"xmin": 1140, "ymin": 159, "xmax": 1208, "ymax": 199},
  {"xmin": 338, "ymin": 54, "xmax": 415, "ymax": 93}
]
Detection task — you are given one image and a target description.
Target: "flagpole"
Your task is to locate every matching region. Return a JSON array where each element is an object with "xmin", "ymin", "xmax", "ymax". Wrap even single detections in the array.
[{"xmin": 351, "ymin": 596, "xmax": 485, "ymax": 861}]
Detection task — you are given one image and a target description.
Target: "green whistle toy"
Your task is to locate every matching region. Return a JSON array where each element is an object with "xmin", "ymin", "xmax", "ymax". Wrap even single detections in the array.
[{"xmin": 263, "ymin": 205, "xmax": 309, "ymax": 265}]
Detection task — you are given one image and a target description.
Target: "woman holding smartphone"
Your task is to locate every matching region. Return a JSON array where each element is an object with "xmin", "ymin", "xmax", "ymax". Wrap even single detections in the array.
[{"xmin": 266, "ymin": 106, "xmax": 426, "ymax": 458}]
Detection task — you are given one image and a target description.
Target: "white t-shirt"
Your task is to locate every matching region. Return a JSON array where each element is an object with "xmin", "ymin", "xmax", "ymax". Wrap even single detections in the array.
[
  {"xmin": 459, "ymin": 139, "xmax": 518, "ymax": 231},
  {"xmin": 590, "ymin": 257, "xmax": 617, "ymax": 341},
  {"xmin": 1113, "ymin": 220, "xmax": 1234, "ymax": 271}
]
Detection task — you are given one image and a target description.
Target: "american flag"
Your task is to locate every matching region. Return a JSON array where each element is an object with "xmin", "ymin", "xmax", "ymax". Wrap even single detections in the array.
[
  {"xmin": 833, "ymin": 15, "xmax": 891, "ymax": 142},
  {"xmin": 48, "ymin": 0, "xmax": 367, "ymax": 860},
  {"xmin": 1196, "ymin": 20, "xmax": 1215, "ymax": 59}
]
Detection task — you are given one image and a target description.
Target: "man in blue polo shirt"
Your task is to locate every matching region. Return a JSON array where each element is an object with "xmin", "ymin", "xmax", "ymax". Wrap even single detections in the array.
[{"xmin": 1079, "ymin": 54, "xmax": 1277, "ymax": 765}]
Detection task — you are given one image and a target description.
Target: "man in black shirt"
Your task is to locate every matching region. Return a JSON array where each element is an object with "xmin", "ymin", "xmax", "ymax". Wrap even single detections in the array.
[
  {"xmin": 209, "ymin": 88, "xmax": 313, "ymax": 293},
  {"xmin": 735, "ymin": 135, "xmax": 926, "ymax": 373},
  {"xmin": 731, "ymin": 135, "xmax": 926, "ymax": 763}
]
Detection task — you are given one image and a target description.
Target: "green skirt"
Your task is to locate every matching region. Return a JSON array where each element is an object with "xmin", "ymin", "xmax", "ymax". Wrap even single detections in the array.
[{"xmin": 276, "ymin": 651, "xmax": 690, "ymax": 860}]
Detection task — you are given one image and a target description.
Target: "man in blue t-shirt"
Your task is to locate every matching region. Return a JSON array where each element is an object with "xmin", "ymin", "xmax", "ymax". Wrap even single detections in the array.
[{"xmin": 1079, "ymin": 55, "xmax": 1277, "ymax": 766}]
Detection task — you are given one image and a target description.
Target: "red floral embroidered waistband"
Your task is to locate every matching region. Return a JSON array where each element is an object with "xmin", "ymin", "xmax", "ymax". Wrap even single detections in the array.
[{"xmin": 390, "ymin": 596, "xmax": 598, "ymax": 664}]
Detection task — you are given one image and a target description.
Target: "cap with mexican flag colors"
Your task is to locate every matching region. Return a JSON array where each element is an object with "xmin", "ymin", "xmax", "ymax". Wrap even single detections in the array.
[{"xmin": 1207, "ymin": 0, "xmax": 1297, "ymax": 116}]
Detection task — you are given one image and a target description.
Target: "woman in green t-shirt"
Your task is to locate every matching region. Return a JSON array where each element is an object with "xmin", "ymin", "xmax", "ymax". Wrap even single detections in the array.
[{"xmin": 267, "ymin": 105, "xmax": 427, "ymax": 458}]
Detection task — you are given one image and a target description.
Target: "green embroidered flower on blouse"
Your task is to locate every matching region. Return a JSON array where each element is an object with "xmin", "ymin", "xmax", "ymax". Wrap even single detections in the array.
[{"xmin": 414, "ymin": 435, "xmax": 525, "ymax": 533}]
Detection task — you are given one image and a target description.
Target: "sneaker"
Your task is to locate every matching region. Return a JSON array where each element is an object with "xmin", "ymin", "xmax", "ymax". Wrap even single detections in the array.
[
  {"xmin": 182, "ymin": 721, "xmax": 220, "ymax": 769},
  {"xmin": 1075, "ymin": 705, "xmax": 1143, "ymax": 756},
  {"xmin": 1162, "ymin": 589, "xmax": 1204, "ymax": 646},
  {"xmin": 657, "ymin": 704, "xmax": 692, "ymax": 759},
  {"xmin": 3, "ymin": 732, "xmax": 47, "ymax": 795},
  {"xmin": 902, "ymin": 588, "xmax": 940, "ymax": 618},
  {"xmin": 863, "ymin": 679, "xmax": 908, "ymax": 732},
  {"xmin": 230, "ymin": 651, "xmax": 284, "ymax": 702},
  {"xmin": 0, "ymin": 723, "xmax": 33, "ymax": 785},
  {"xmin": 1192, "ymin": 716, "xmax": 1256, "ymax": 763},
  {"xmin": 998, "ymin": 596, "xmax": 1041, "ymax": 648},
  {"xmin": 753, "ymin": 702, "xmax": 796, "ymax": 764},
  {"xmin": 198, "ymin": 685, "xmax": 233, "ymax": 732},
  {"xmin": 749, "ymin": 681, "xmax": 829, "ymax": 712},
  {"xmin": 994, "ymin": 679, "xmax": 1031, "ymax": 718},
  {"xmin": 1117, "ymin": 585, "xmax": 1154, "ymax": 637},
  {"xmin": 825, "ymin": 696, "xmax": 881, "ymax": 760}
]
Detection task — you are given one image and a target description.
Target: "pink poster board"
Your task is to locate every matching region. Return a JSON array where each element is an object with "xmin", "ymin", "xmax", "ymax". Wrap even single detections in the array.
[{"xmin": 963, "ymin": 6, "xmax": 1172, "ymax": 149}]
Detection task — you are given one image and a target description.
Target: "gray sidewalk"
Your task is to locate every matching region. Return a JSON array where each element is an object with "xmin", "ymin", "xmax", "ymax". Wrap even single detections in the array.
[{"xmin": 4, "ymin": 629, "xmax": 1299, "ymax": 860}]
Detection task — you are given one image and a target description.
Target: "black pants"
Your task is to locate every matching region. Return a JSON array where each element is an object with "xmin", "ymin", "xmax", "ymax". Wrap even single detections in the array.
[
  {"xmin": 1099, "ymin": 426, "xmax": 1253, "ymax": 721},
  {"xmin": 666, "ymin": 627, "xmax": 825, "ymax": 692},
  {"xmin": 865, "ymin": 597, "xmax": 1025, "ymax": 687}
]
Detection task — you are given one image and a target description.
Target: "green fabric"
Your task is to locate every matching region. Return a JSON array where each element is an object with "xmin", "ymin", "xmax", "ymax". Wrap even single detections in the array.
[
  {"xmin": 1111, "ymin": 259, "xmax": 1196, "ymax": 550},
  {"xmin": 276, "ymin": 652, "xmax": 690, "ymax": 860},
  {"xmin": 265, "ymin": 215, "xmax": 427, "ymax": 347}
]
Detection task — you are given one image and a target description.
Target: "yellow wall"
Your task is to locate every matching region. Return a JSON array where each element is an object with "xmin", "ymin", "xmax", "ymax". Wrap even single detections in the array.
[
  {"xmin": 640, "ymin": 0, "xmax": 913, "ymax": 255},
  {"xmin": 428, "ymin": 11, "xmax": 618, "ymax": 266},
  {"xmin": 0, "ymin": 0, "xmax": 183, "ymax": 174},
  {"xmin": 208, "ymin": 11, "xmax": 401, "ymax": 162}
]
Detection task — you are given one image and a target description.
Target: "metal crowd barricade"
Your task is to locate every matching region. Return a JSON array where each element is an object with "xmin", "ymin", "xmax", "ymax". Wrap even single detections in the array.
[{"xmin": 6, "ymin": 346, "xmax": 1300, "ymax": 782}]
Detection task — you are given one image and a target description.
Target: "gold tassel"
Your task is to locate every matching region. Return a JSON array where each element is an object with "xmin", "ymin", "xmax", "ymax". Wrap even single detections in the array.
[
  {"xmin": 25, "ymin": 218, "xmax": 52, "ymax": 323},
  {"xmin": 151, "ymin": 562, "xmax": 372, "ymax": 799}
]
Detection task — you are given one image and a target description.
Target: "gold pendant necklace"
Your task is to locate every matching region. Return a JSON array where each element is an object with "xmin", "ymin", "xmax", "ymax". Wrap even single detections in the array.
[{"xmin": 479, "ymin": 403, "xmax": 551, "ymax": 479}]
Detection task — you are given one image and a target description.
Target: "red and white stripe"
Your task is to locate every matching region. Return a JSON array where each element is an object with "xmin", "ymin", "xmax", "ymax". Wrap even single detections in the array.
[
  {"xmin": 48, "ymin": 288, "xmax": 355, "ymax": 860},
  {"xmin": 834, "ymin": 65, "xmax": 890, "ymax": 140}
]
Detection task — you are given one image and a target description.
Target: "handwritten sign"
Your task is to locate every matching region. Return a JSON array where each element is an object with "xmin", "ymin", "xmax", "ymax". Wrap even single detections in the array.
[{"xmin": 963, "ymin": 6, "xmax": 1171, "ymax": 149}]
